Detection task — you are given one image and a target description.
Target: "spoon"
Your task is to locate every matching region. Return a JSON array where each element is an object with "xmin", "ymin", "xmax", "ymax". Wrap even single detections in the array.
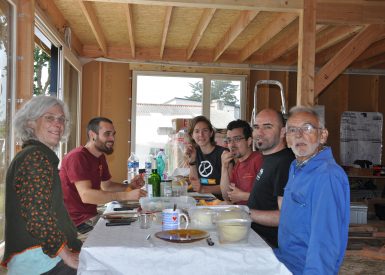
[{"xmin": 206, "ymin": 237, "xmax": 214, "ymax": 246}]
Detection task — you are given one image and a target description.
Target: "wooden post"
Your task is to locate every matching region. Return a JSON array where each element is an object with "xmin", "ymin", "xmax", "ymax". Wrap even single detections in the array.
[
  {"xmin": 16, "ymin": 0, "xmax": 35, "ymax": 106},
  {"xmin": 296, "ymin": 0, "xmax": 315, "ymax": 106}
]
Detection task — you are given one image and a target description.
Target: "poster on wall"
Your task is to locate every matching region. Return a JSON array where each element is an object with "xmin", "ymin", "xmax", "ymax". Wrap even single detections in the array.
[{"xmin": 340, "ymin": 111, "xmax": 383, "ymax": 166}]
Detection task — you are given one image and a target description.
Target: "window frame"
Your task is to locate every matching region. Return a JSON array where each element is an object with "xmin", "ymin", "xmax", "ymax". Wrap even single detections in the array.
[{"xmin": 131, "ymin": 71, "xmax": 246, "ymax": 153}]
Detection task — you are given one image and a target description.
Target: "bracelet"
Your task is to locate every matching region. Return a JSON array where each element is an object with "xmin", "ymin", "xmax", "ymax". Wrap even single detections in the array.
[{"xmin": 189, "ymin": 161, "xmax": 197, "ymax": 166}]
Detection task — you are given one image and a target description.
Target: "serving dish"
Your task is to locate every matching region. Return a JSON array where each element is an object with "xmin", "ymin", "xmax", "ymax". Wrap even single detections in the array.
[{"xmin": 155, "ymin": 229, "xmax": 209, "ymax": 243}]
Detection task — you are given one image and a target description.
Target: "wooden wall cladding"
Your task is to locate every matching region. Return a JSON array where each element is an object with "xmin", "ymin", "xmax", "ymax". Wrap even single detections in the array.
[{"xmin": 82, "ymin": 61, "xmax": 132, "ymax": 182}]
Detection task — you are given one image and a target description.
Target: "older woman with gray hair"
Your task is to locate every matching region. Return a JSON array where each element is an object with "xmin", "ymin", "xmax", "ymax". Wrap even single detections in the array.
[{"xmin": 1, "ymin": 96, "xmax": 82, "ymax": 274}]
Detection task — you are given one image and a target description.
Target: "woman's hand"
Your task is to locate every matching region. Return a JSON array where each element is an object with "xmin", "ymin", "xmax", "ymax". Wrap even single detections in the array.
[
  {"xmin": 58, "ymin": 246, "xmax": 79, "ymax": 269},
  {"xmin": 185, "ymin": 143, "xmax": 196, "ymax": 164},
  {"xmin": 190, "ymin": 176, "xmax": 202, "ymax": 193}
]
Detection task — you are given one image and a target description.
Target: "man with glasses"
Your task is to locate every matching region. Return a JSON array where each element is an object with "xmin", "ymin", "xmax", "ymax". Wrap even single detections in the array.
[
  {"xmin": 275, "ymin": 106, "xmax": 350, "ymax": 274},
  {"xmin": 248, "ymin": 108, "xmax": 295, "ymax": 247},
  {"xmin": 220, "ymin": 119, "xmax": 263, "ymax": 205},
  {"xmin": 60, "ymin": 117, "xmax": 146, "ymax": 233}
]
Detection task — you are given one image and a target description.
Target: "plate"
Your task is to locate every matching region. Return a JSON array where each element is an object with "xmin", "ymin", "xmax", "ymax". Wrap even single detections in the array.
[{"xmin": 155, "ymin": 229, "xmax": 209, "ymax": 243}]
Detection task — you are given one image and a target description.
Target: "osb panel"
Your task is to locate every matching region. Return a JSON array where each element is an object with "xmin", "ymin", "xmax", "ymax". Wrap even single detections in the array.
[
  {"xmin": 93, "ymin": 2, "xmax": 129, "ymax": 47},
  {"xmin": 228, "ymin": 11, "xmax": 282, "ymax": 51},
  {"xmin": 133, "ymin": 5, "xmax": 166, "ymax": 48},
  {"xmin": 54, "ymin": 0, "xmax": 97, "ymax": 45},
  {"xmin": 166, "ymin": 7, "xmax": 205, "ymax": 49},
  {"xmin": 197, "ymin": 9, "xmax": 241, "ymax": 50},
  {"xmin": 258, "ymin": 17, "xmax": 299, "ymax": 54}
]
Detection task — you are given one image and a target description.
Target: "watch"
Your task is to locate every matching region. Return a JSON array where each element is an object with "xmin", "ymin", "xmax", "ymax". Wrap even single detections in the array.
[{"xmin": 189, "ymin": 161, "xmax": 197, "ymax": 166}]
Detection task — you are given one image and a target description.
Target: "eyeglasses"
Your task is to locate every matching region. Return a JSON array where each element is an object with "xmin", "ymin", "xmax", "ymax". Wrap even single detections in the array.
[
  {"xmin": 286, "ymin": 123, "xmax": 321, "ymax": 136},
  {"xmin": 224, "ymin": 136, "xmax": 245, "ymax": 144},
  {"xmin": 41, "ymin": 115, "xmax": 67, "ymax": 124}
]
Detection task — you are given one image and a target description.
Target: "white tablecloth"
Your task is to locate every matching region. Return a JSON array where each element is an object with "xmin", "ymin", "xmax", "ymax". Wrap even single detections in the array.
[{"xmin": 78, "ymin": 202, "xmax": 291, "ymax": 275}]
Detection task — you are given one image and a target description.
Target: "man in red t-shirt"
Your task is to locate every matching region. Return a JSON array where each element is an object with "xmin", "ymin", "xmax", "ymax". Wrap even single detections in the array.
[
  {"xmin": 220, "ymin": 119, "xmax": 263, "ymax": 205},
  {"xmin": 60, "ymin": 117, "xmax": 146, "ymax": 230}
]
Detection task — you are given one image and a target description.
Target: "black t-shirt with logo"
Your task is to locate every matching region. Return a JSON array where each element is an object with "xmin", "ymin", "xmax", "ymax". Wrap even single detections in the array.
[
  {"xmin": 196, "ymin": 145, "xmax": 228, "ymax": 186},
  {"xmin": 247, "ymin": 147, "xmax": 295, "ymax": 247}
]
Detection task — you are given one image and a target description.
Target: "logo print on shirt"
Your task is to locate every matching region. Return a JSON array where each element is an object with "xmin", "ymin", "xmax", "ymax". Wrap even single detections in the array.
[
  {"xmin": 256, "ymin": 168, "xmax": 264, "ymax": 181},
  {"xmin": 198, "ymin": 160, "xmax": 213, "ymax": 177}
]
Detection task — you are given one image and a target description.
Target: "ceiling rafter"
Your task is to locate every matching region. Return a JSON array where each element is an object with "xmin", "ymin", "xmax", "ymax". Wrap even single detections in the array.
[
  {"xmin": 213, "ymin": 10, "xmax": 259, "ymax": 61},
  {"xmin": 279, "ymin": 25, "xmax": 360, "ymax": 66},
  {"xmin": 186, "ymin": 8, "xmax": 216, "ymax": 60},
  {"xmin": 317, "ymin": 1, "xmax": 385, "ymax": 25},
  {"xmin": 83, "ymin": 0, "xmax": 303, "ymax": 12},
  {"xmin": 36, "ymin": 0, "xmax": 83, "ymax": 55},
  {"xmin": 160, "ymin": 6, "xmax": 173, "ymax": 58},
  {"xmin": 315, "ymin": 38, "xmax": 349, "ymax": 67},
  {"xmin": 239, "ymin": 13, "xmax": 298, "ymax": 62},
  {"xmin": 315, "ymin": 24, "xmax": 385, "ymax": 96},
  {"xmin": 355, "ymin": 38, "xmax": 385, "ymax": 62},
  {"xmin": 124, "ymin": 4, "xmax": 135, "ymax": 58},
  {"xmin": 315, "ymin": 25, "xmax": 362, "ymax": 53},
  {"xmin": 77, "ymin": 0, "xmax": 107, "ymax": 55},
  {"xmin": 253, "ymin": 23, "xmax": 326, "ymax": 64},
  {"xmin": 353, "ymin": 53, "xmax": 385, "ymax": 69}
]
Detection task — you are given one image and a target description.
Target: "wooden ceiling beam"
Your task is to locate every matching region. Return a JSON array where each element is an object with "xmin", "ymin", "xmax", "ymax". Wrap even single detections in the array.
[
  {"xmin": 315, "ymin": 24, "xmax": 385, "ymax": 96},
  {"xmin": 254, "ymin": 22, "xmax": 326, "ymax": 64},
  {"xmin": 77, "ymin": 0, "xmax": 107, "ymax": 55},
  {"xmin": 36, "ymin": 0, "xmax": 83, "ymax": 55},
  {"xmin": 160, "ymin": 6, "xmax": 173, "ymax": 59},
  {"xmin": 355, "ymin": 38, "xmax": 385, "ymax": 62},
  {"xmin": 213, "ymin": 10, "xmax": 259, "ymax": 61},
  {"xmin": 186, "ymin": 8, "xmax": 215, "ymax": 60},
  {"xmin": 278, "ymin": 25, "xmax": 358, "ymax": 66},
  {"xmin": 352, "ymin": 54, "xmax": 385, "ymax": 69},
  {"xmin": 124, "ymin": 4, "xmax": 135, "ymax": 58},
  {"xmin": 315, "ymin": 25, "xmax": 362, "ymax": 53},
  {"xmin": 317, "ymin": 1, "xmax": 385, "ymax": 25},
  {"xmin": 239, "ymin": 13, "xmax": 297, "ymax": 62},
  {"xmin": 83, "ymin": 0, "xmax": 303, "ymax": 12},
  {"xmin": 315, "ymin": 38, "xmax": 349, "ymax": 67}
]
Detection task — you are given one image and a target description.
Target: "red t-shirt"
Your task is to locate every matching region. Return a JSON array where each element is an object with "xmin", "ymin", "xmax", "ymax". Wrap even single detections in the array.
[
  {"xmin": 60, "ymin": 147, "xmax": 111, "ymax": 226},
  {"xmin": 229, "ymin": 151, "xmax": 263, "ymax": 205}
]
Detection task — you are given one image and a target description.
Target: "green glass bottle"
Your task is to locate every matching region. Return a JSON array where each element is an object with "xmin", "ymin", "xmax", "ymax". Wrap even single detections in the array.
[{"xmin": 148, "ymin": 158, "xmax": 161, "ymax": 197}]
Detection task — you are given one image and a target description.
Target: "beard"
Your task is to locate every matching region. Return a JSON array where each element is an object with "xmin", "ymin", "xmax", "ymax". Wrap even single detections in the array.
[{"xmin": 95, "ymin": 138, "xmax": 114, "ymax": 155}]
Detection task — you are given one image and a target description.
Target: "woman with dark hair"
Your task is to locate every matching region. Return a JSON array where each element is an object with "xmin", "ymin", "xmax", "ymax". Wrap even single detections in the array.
[
  {"xmin": 185, "ymin": 116, "xmax": 231, "ymax": 198},
  {"xmin": 2, "ymin": 96, "xmax": 82, "ymax": 274}
]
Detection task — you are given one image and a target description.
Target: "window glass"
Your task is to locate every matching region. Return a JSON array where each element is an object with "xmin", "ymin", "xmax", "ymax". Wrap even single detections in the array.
[
  {"xmin": 0, "ymin": 0, "xmax": 13, "ymax": 242},
  {"xmin": 133, "ymin": 73, "xmax": 245, "ymax": 175}
]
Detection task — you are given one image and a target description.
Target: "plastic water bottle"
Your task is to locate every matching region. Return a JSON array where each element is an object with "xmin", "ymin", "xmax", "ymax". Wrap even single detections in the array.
[
  {"xmin": 156, "ymin": 149, "xmax": 167, "ymax": 180},
  {"xmin": 127, "ymin": 152, "xmax": 139, "ymax": 183},
  {"xmin": 144, "ymin": 154, "xmax": 153, "ymax": 180}
]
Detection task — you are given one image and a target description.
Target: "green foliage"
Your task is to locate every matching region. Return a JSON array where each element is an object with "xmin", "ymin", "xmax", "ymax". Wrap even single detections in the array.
[
  {"xmin": 185, "ymin": 80, "xmax": 239, "ymax": 106},
  {"xmin": 33, "ymin": 46, "xmax": 51, "ymax": 96}
]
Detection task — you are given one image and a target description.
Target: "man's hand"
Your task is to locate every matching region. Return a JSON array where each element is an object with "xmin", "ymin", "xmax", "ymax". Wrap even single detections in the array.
[
  {"xmin": 227, "ymin": 183, "xmax": 248, "ymax": 203},
  {"xmin": 221, "ymin": 151, "xmax": 234, "ymax": 169},
  {"xmin": 125, "ymin": 188, "xmax": 147, "ymax": 200},
  {"xmin": 130, "ymin": 174, "xmax": 144, "ymax": 189},
  {"xmin": 58, "ymin": 246, "xmax": 79, "ymax": 269}
]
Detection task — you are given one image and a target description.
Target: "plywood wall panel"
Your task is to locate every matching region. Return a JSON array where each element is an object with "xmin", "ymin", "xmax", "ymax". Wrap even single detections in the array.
[
  {"xmin": 82, "ymin": 61, "xmax": 132, "ymax": 182},
  {"xmin": 318, "ymin": 74, "xmax": 349, "ymax": 163},
  {"xmin": 348, "ymin": 75, "xmax": 379, "ymax": 112}
]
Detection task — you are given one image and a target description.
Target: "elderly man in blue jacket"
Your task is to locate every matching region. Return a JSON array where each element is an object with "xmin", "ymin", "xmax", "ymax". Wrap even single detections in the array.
[{"xmin": 275, "ymin": 106, "xmax": 350, "ymax": 275}]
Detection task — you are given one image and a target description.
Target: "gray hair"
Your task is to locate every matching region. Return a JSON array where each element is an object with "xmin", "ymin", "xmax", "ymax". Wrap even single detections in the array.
[
  {"xmin": 287, "ymin": 106, "xmax": 325, "ymax": 128},
  {"xmin": 13, "ymin": 96, "xmax": 70, "ymax": 143}
]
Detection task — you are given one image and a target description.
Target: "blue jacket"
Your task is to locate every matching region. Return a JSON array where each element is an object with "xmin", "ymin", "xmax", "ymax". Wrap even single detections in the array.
[{"xmin": 275, "ymin": 147, "xmax": 350, "ymax": 275}]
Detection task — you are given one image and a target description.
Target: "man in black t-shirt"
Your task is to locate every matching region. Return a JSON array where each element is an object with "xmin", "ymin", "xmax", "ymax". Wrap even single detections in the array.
[{"xmin": 247, "ymin": 109, "xmax": 295, "ymax": 247}]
